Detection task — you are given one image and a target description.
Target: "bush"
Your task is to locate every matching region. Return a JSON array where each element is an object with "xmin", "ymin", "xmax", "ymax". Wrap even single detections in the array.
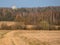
[
  {"xmin": 0, "ymin": 23, "xmax": 10, "ymax": 30},
  {"xmin": 0, "ymin": 22, "xmax": 26, "ymax": 30},
  {"xmin": 10, "ymin": 22, "xmax": 26, "ymax": 30},
  {"xmin": 39, "ymin": 21, "xmax": 50, "ymax": 30}
]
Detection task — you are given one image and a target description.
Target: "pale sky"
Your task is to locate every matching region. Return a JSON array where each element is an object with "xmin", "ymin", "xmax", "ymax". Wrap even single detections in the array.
[{"xmin": 0, "ymin": 0, "xmax": 60, "ymax": 8}]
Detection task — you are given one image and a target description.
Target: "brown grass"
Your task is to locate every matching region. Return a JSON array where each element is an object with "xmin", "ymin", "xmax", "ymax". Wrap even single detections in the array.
[{"xmin": 0, "ymin": 30, "xmax": 60, "ymax": 45}]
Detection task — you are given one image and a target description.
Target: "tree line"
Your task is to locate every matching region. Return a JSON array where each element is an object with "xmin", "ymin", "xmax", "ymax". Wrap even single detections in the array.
[{"xmin": 0, "ymin": 6, "xmax": 60, "ymax": 30}]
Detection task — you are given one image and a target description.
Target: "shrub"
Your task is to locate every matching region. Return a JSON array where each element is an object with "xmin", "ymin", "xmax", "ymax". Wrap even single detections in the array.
[
  {"xmin": 1, "ymin": 23, "xmax": 9, "ymax": 30},
  {"xmin": 39, "ymin": 21, "xmax": 50, "ymax": 30}
]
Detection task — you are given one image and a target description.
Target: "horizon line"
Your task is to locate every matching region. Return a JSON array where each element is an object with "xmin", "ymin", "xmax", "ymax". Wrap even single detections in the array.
[{"xmin": 0, "ymin": 6, "xmax": 60, "ymax": 8}]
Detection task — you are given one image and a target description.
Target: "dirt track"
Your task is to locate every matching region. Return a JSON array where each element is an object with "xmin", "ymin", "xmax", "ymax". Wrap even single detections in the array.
[{"xmin": 0, "ymin": 30, "xmax": 60, "ymax": 45}]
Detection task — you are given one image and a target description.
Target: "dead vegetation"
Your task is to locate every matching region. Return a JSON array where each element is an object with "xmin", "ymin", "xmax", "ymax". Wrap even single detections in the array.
[{"xmin": 0, "ymin": 30, "xmax": 60, "ymax": 45}]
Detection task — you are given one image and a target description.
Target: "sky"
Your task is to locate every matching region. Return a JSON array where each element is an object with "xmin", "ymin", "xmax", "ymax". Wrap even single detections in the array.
[{"xmin": 0, "ymin": 0, "xmax": 60, "ymax": 8}]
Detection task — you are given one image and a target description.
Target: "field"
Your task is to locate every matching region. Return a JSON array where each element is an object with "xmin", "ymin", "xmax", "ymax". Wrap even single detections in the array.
[{"xmin": 0, "ymin": 30, "xmax": 60, "ymax": 45}]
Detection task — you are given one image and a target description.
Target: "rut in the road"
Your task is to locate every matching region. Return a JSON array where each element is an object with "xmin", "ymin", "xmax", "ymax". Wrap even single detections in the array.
[
  {"xmin": 0, "ymin": 31, "xmax": 49, "ymax": 45},
  {"xmin": 0, "ymin": 30, "xmax": 60, "ymax": 45}
]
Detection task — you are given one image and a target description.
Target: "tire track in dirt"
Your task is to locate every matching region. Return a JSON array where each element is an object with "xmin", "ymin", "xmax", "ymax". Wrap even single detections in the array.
[{"xmin": 0, "ymin": 30, "xmax": 60, "ymax": 45}]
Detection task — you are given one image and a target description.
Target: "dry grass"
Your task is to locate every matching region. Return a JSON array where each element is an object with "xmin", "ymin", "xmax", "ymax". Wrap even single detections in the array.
[
  {"xmin": 0, "ymin": 30, "xmax": 11, "ymax": 38},
  {"xmin": 0, "ymin": 30, "xmax": 60, "ymax": 45}
]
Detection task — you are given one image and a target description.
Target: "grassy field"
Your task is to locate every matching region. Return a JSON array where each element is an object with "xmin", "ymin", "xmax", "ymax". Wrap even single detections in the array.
[{"xmin": 0, "ymin": 30, "xmax": 60, "ymax": 45}]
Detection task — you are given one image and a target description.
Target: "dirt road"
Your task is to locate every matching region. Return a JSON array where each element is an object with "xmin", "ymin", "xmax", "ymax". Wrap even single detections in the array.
[{"xmin": 0, "ymin": 30, "xmax": 60, "ymax": 45}]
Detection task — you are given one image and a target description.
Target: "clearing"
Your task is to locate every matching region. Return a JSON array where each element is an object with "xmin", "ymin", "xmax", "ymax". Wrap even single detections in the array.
[{"xmin": 0, "ymin": 30, "xmax": 60, "ymax": 45}]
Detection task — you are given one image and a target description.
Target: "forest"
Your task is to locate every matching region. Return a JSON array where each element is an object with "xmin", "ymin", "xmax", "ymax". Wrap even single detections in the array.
[{"xmin": 0, "ymin": 6, "xmax": 60, "ymax": 30}]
